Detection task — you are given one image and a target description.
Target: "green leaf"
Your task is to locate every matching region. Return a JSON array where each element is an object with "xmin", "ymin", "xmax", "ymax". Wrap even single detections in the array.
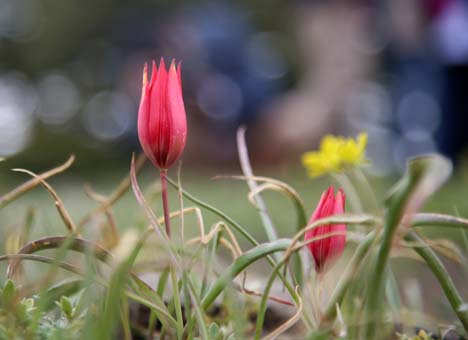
[
  {"xmin": 411, "ymin": 213, "xmax": 468, "ymax": 230},
  {"xmin": 385, "ymin": 154, "xmax": 452, "ymax": 210},
  {"xmin": 307, "ymin": 329, "xmax": 333, "ymax": 340},
  {"xmin": 202, "ymin": 239, "xmax": 292, "ymax": 310},
  {"xmin": 43, "ymin": 279, "xmax": 84, "ymax": 312},
  {"xmin": 165, "ymin": 175, "xmax": 298, "ymax": 301},
  {"xmin": 17, "ymin": 298, "xmax": 35, "ymax": 324},
  {"xmin": 405, "ymin": 231, "xmax": 468, "ymax": 332},
  {"xmin": 2, "ymin": 280, "xmax": 16, "ymax": 305},
  {"xmin": 21, "ymin": 298, "xmax": 35, "ymax": 311},
  {"xmin": 58, "ymin": 296, "xmax": 74, "ymax": 320},
  {"xmin": 365, "ymin": 155, "xmax": 452, "ymax": 338}
]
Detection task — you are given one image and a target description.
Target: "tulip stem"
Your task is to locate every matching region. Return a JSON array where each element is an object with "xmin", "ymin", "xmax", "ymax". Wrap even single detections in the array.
[{"xmin": 160, "ymin": 170, "xmax": 171, "ymax": 238}]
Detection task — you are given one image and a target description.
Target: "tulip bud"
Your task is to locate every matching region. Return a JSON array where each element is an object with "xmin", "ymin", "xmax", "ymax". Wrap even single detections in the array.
[
  {"xmin": 138, "ymin": 58, "xmax": 187, "ymax": 170},
  {"xmin": 305, "ymin": 186, "xmax": 346, "ymax": 272}
]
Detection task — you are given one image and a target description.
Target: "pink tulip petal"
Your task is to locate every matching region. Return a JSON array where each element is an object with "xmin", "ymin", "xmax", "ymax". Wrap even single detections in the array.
[
  {"xmin": 305, "ymin": 186, "xmax": 347, "ymax": 272},
  {"xmin": 138, "ymin": 63, "xmax": 156, "ymax": 165},
  {"xmin": 137, "ymin": 58, "xmax": 187, "ymax": 170},
  {"xmin": 165, "ymin": 60, "xmax": 187, "ymax": 168}
]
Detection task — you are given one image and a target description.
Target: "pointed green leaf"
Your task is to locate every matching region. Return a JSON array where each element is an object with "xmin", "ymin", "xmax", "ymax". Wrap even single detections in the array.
[{"xmin": 59, "ymin": 296, "xmax": 74, "ymax": 320}]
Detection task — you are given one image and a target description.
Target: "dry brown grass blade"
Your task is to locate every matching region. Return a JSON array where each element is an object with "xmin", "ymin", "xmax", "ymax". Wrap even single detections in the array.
[
  {"xmin": 184, "ymin": 220, "xmax": 288, "ymax": 309},
  {"xmin": 129, "ymin": 153, "xmax": 181, "ymax": 272},
  {"xmin": 262, "ymin": 286, "xmax": 303, "ymax": 340},
  {"xmin": 130, "ymin": 154, "xmax": 161, "ymax": 231},
  {"xmin": 155, "ymin": 206, "xmax": 205, "ymax": 241},
  {"xmin": 411, "ymin": 212, "xmax": 468, "ymax": 230},
  {"xmin": 0, "ymin": 254, "xmax": 85, "ymax": 276},
  {"xmin": 12, "ymin": 168, "xmax": 77, "ymax": 233},
  {"xmin": 185, "ymin": 222, "xmax": 244, "ymax": 288},
  {"xmin": 184, "ymin": 221, "xmax": 241, "ymax": 255},
  {"xmin": 83, "ymin": 184, "xmax": 120, "ymax": 247},
  {"xmin": 0, "ymin": 155, "xmax": 75, "ymax": 209},
  {"xmin": 6, "ymin": 236, "xmax": 112, "ymax": 278},
  {"xmin": 214, "ymin": 175, "xmax": 305, "ymax": 211},
  {"xmin": 78, "ymin": 153, "xmax": 146, "ymax": 227},
  {"xmin": 242, "ymin": 287, "xmax": 294, "ymax": 306},
  {"xmin": 402, "ymin": 237, "xmax": 467, "ymax": 265},
  {"xmin": 102, "ymin": 211, "xmax": 119, "ymax": 248},
  {"xmin": 83, "ymin": 184, "xmax": 108, "ymax": 202},
  {"xmin": 390, "ymin": 248, "xmax": 425, "ymax": 262}
]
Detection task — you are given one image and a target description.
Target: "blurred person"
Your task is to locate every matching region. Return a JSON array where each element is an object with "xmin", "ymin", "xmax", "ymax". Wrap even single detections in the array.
[
  {"xmin": 253, "ymin": 0, "xmax": 377, "ymax": 163},
  {"xmin": 385, "ymin": 0, "xmax": 468, "ymax": 168},
  {"xmin": 384, "ymin": 0, "xmax": 442, "ymax": 170}
]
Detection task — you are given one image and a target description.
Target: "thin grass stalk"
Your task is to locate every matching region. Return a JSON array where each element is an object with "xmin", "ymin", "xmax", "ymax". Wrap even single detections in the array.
[
  {"xmin": 255, "ymin": 231, "xmax": 358, "ymax": 338},
  {"xmin": 201, "ymin": 239, "xmax": 294, "ymax": 310},
  {"xmin": 160, "ymin": 170, "xmax": 172, "ymax": 237},
  {"xmin": 170, "ymin": 267, "xmax": 184, "ymax": 339},
  {"xmin": 0, "ymin": 253, "xmax": 179, "ymax": 330},
  {"xmin": 263, "ymin": 287, "xmax": 303, "ymax": 340},
  {"xmin": 200, "ymin": 230, "xmax": 221, "ymax": 298},
  {"xmin": 12, "ymin": 168, "xmax": 77, "ymax": 233},
  {"xmin": 79, "ymin": 153, "xmax": 146, "ymax": 227},
  {"xmin": 462, "ymin": 229, "xmax": 468, "ymax": 253},
  {"xmin": 130, "ymin": 155, "xmax": 180, "ymax": 271},
  {"xmin": 177, "ymin": 162, "xmax": 185, "ymax": 244},
  {"xmin": 120, "ymin": 297, "xmax": 132, "ymax": 340},
  {"xmin": 185, "ymin": 273, "xmax": 209, "ymax": 340},
  {"xmin": 281, "ymin": 214, "xmax": 375, "ymax": 280},
  {"xmin": 332, "ymin": 173, "xmax": 363, "ymax": 213},
  {"xmin": 321, "ymin": 231, "xmax": 376, "ymax": 322},
  {"xmin": 0, "ymin": 155, "xmax": 75, "ymax": 209},
  {"xmin": 182, "ymin": 274, "xmax": 192, "ymax": 337},
  {"xmin": 405, "ymin": 231, "xmax": 468, "ymax": 331},
  {"xmin": 153, "ymin": 162, "xmax": 185, "ymax": 338},
  {"xmin": 218, "ymin": 173, "xmax": 308, "ymax": 285},
  {"xmin": 363, "ymin": 154, "xmax": 454, "ymax": 335},
  {"xmin": 254, "ymin": 256, "xmax": 296, "ymax": 339},
  {"xmin": 165, "ymin": 176, "xmax": 298, "ymax": 299},
  {"xmin": 364, "ymin": 173, "xmax": 418, "ymax": 339},
  {"xmin": 351, "ymin": 168, "xmax": 379, "ymax": 212},
  {"xmin": 6, "ymin": 236, "xmax": 111, "ymax": 278},
  {"xmin": 166, "ymin": 176, "xmax": 258, "ymax": 245},
  {"xmin": 411, "ymin": 213, "xmax": 468, "ymax": 230},
  {"xmin": 10, "ymin": 228, "xmax": 177, "ymax": 333},
  {"xmin": 148, "ymin": 268, "xmax": 170, "ymax": 339},
  {"xmin": 236, "ymin": 128, "xmax": 279, "ymax": 245},
  {"xmin": 385, "ymin": 267, "xmax": 403, "ymax": 324}
]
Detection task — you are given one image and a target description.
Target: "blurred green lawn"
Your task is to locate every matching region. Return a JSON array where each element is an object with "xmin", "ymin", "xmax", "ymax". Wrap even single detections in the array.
[
  {"xmin": 1, "ymin": 160, "xmax": 467, "ymax": 243},
  {"xmin": 0, "ymin": 159, "xmax": 467, "ymax": 325}
]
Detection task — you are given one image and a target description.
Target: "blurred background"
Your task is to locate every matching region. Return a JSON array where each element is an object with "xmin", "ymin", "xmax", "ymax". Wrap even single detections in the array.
[
  {"xmin": 1, "ymin": 0, "xmax": 467, "ymax": 174},
  {"xmin": 0, "ymin": 0, "xmax": 467, "ymax": 328}
]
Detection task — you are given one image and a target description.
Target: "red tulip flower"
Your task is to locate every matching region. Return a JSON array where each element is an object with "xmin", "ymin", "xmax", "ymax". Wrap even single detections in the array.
[
  {"xmin": 138, "ymin": 58, "xmax": 187, "ymax": 170},
  {"xmin": 305, "ymin": 187, "xmax": 346, "ymax": 272}
]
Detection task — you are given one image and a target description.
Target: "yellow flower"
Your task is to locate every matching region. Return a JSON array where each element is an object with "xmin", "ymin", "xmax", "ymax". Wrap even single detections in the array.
[
  {"xmin": 339, "ymin": 132, "xmax": 368, "ymax": 165},
  {"xmin": 301, "ymin": 152, "xmax": 339, "ymax": 178},
  {"xmin": 302, "ymin": 132, "xmax": 368, "ymax": 178}
]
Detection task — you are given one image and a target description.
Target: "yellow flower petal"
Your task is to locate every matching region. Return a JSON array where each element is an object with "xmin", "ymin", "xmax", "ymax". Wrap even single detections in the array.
[{"xmin": 302, "ymin": 132, "xmax": 368, "ymax": 178}]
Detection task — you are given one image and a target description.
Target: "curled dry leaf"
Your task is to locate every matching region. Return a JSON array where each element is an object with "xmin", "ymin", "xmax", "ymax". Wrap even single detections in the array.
[
  {"xmin": 0, "ymin": 155, "xmax": 75, "ymax": 208},
  {"xmin": 12, "ymin": 168, "xmax": 77, "ymax": 233}
]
